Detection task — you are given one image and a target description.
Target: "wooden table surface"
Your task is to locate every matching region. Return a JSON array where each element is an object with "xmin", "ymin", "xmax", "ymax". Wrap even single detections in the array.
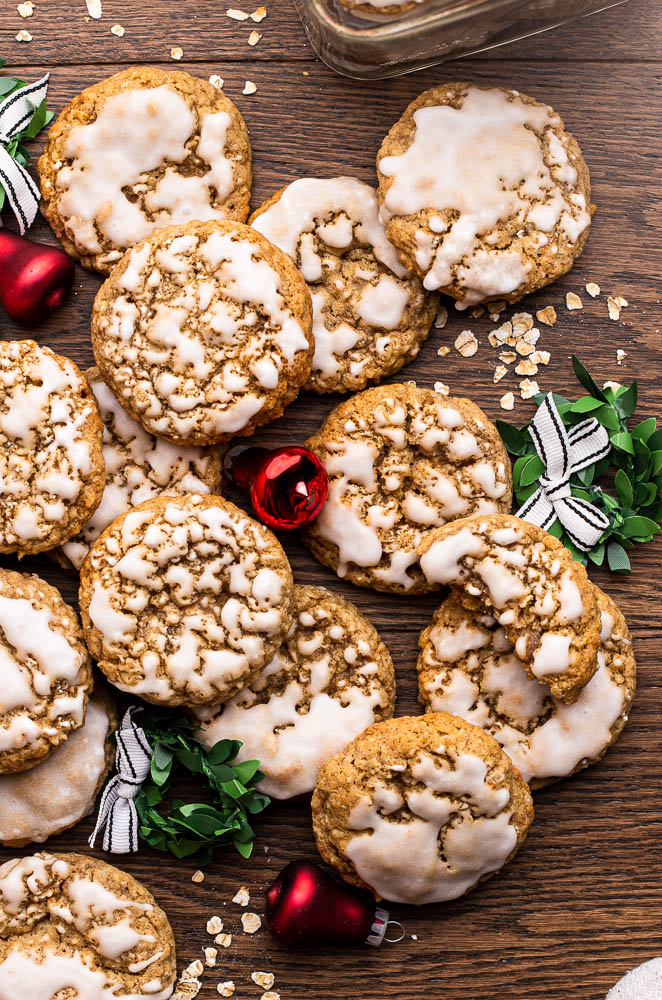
[{"xmin": 1, "ymin": 1, "xmax": 661, "ymax": 998}]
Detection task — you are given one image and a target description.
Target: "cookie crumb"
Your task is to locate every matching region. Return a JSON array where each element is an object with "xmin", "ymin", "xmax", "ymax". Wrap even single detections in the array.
[
  {"xmin": 433, "ymin": 305, "xmax": 448, "ymax": 329},
  {"xmin": 536, "ymin": 306, "xmax": 557, "ymax": 326},
  {"xmin": 454, "ymin": 330, "xmax": 478, "ymax": 358},
  {"xmin": 241, "ymin": 912, "xmax": 262, "ymax": 934},
  {"xmin": 243, "ymin": 80, "xmax": 258, "ymax": 95},
  {"xmin": 232, "ymin": 886, "xmax": 250, "ymax": 906},
  {"xmin": 191, "ymin": 870, "xmax": 205, "ymax": 884},
  {"xmin": 227, "ymin": 7, "xmax": 250, "ymax": 18},
  {"xmin": 215, "ymin": 932, "xmax": 232, "ymax": 948},
  {"xmin": 15, "ymin": 28, "xmax": 32, "ymax": 40},
  {"xmin": 566, "ymin": 292, "xmax": 583, "ymax": 311},
  {"xmin": 616, "ymin": 349, "xmax": 627, "ymax": 365},
  {"xmin": 433, "ymin": 380, "xmax": 450, "ymax": 396},
  {"xmin": 499, "ymin": 391, "xmax": 515, "ymax": 411},
  {"xmin": 110, "ymin": 22, "xmax": 125, "ymax": 35},
  {"xmin": 217, "ymin": 985, "xmax": 235, "ymax": 998},
  {"xmin": 470, "ymin": 307, "xmax": 484, "ymax": 319},
  {"xmin": 519, "ymin": 378, "xmax": 540, "ymax": 400},
  {"xmin": 204, "ymin": 947, "xmax": 218, "ymax": 968},
  {"xmin": 250, "ymin": 5, "xmax": 267, "ymax": 20},
  {"xmin": 85, "ymin": 0, "xmax": 101, "ymax": 17},
  {"xmin": 585, "ymin": 282, "xmax": 601, "ymax": 297},
  {"xmin": 206, "ymin": 916, "xmax": 224, "ymax": 935},
  {"xmin": 209, "ymin": 75, "xmax": 225, "ymax": 89},
  {"xmin": 17, "ymin": 2, "xmax": 34, "ymax": 16},
  {"xmin": 436, "ymin": 345, "xmax": 450, "ymax": 358},
  {"xmin": 170, "ymin": 46, "xmax": 183, "ymax": 60},
  {"xmin": 493, "ymin": 365, "xmax": 508, "ymax": 384},
  {"xmin": 252, "ymin": 972, "xmax": 275, "ymax": 989},
  {"xmin": 248, "ymin": 29, "xmax": 261, "ymax": 44}
]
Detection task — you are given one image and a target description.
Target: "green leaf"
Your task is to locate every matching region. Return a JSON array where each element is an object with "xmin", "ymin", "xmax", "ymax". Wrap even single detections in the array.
[
  {"xmin": 632, "ymin": 417, "xmax": 657, "ymax": 442},
  {"xmin": 496, "ymin": 421, "xmax": 528, "ymax": 456},
  {"xmin": 519, "ymin": 455, "xmax": 545, "ymax": 488},
  {"xmin": 587, "ymin": 543, "xmax": 606, "ymax": 566},
  {"xmin": 570, "ymin": 396, "xmax": 605, "ymax": 414},
  {"xmin": 594, "ymin": 407, "xmax": 622, "ymax": 432},
  {"xmin": 614, "ymin": 469, "xmax": 634, "ymax": 507},
  {"xmin": 616, "ymin": 382, "xmax": 638, "ymax": 419},
  {"xmin": 611, "ymin": 432, "xmax": 635, "ymax": 455},
  {"xmin": 623, "ymin": 515, "xmax": 660, "ymax": 538},
  {"xmin": 572, "ymin": 356, "xmax": 608, "ymax": 402},
  {"xmin": 651, "ymin": 451, "xmax": 662, "ymax": 477},
  {"xmin": 607, "ymin": 542, "xmax": 631, "ymax": 573}
]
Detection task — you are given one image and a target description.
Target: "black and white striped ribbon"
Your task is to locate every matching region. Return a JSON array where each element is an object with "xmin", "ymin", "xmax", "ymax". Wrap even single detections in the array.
[
  {"xmin": 516, "ymin": 393, "xmax": 611, "ymax": 552},
  {"xmin": 89, "ymin": 706, "xmax": 153, "ymax": 854},
  {"xmin": 0, "ymin": 73, "xmax": 49, "ymax": 234}
]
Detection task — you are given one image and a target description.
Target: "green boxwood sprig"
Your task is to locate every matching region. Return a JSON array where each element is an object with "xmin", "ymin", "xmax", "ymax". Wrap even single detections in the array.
[
  {"xmin": 497, "ymin": 356, "xmax": 662, "ymax": 573},
  {"xmin": 0, "ymin": 59, "xmax": 54, "ymax": 213}
]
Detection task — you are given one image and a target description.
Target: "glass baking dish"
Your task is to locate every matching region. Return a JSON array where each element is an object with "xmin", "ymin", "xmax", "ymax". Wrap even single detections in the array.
[{"xmin": 293, "ymin": 0, "xmax": 630, "ymax": 79}]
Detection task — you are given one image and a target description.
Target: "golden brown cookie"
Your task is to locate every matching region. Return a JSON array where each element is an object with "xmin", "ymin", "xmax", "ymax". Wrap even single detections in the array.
[
  {"xmin": 312, "ymin": 713, "xmax": 533, "ymax": 904},
  {"xmin": 417, "ymin": 587, "xmax": 636, "ymax": 788},
  {"xmin": 418, "ymin": 513, "xmax": 602, "ymax": 703},
  {"xmin": 0, "ymin": 852, "xmax": 176, "ymax": 997},
  {"xmin": 377, "ymin": 83, "xmax": 593, "ymax": 306},
  {"xmin": 250, "ymin": 177, "xmax": 436, "ymax": 394},
  {"xmin": 303, "ymin": 382, "xmax": 512, "ymax": 593},
  {"xmin": 0, "ymin": 570, "xmax": 93, "ymax": 775},
  {"xmin": 56, "ymin": 368, "xmax": 225, "ymax": 572},
  {"xmin": 339, "ymin": 0, "xmax": 428, "ymax": 15},
  {"xmin": 0, "ymin": 691, "xmax": 117, "ymax": 847},
  {"xmin": 0, "ymin": 340, "xmax": 105, "ymax": 556},
  {"xmin": 39, "ymin": 66, "xmax": 252, "ymax": 273},
  {"xmin": 91, "ymin": 220, "xmax": 314, "ymax": 445},
  {"xmin": 195, "ymin": 584, "xmax": 396, "ymax": 799},
  {"xmin": 79, "ymin": 493, "xmax": 294, "ymax": 707}
]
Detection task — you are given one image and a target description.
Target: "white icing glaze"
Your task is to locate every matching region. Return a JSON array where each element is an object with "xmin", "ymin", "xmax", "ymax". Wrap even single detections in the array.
[{"xmin": 0, "ymin": 949, "xmax": 174, "ymax": 1000}]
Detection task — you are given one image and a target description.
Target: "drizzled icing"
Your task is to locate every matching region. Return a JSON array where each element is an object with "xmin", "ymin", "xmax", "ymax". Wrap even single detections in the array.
[
  {"xmin": 82, "ymin": 494, "xmax": 291, "ymax": 706},
  {"xmin": 195, "ymin": 586, "xmax": 393, "ymax": 798},
  {"xmin": 61, "ymin": 376, "xmax": 220, "ymax": 570},
  {"xmin": 305, "ymin": 384, "xmax": 510, "ymax": 591},
  {"xmin": 418, "ymin": 589, "xmax": 634, "ymax": 785},
  {"xmin": 93, "ymin": 223, "xmax": 311, "ymax": 443},
  {"xmin": 379, "ymin": 86, "xmax": 591, "ymax": 303},
  {"xmin": 0, "ymin": 341, "xmax": 101, "ymax": 552}
]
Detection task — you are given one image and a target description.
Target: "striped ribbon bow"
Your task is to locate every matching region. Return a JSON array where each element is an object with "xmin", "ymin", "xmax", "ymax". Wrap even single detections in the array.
[
  {"xmin": 89, "ymin": 706, "xmax": 153, "ymax": 854},
  {"xmin": 516, "ymin": 393, "xmax": 611, "ymax": 552},
  {"xmin": 0, "ymin": 73, "xmax": 49, "ymax": 233}
]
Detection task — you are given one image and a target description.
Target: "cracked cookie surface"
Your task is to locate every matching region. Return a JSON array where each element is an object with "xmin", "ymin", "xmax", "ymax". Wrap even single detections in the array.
[
  {"xmin": 39, "ymin": 66, "xmax": 251, "ymax": 273},
  {"xmin": 91, "ymin": 220, "xmax": 313, "ymax": 445},
  {"xmin": 79, "ymin": 493, "xmax": 294, "ymax": 707},
  {"xmin": 250, "ymin": 177, "xmax": 436, "ymax": 394},
  {"xmin": 377, "ymin": 83, "xmax": 592, "ymax": 306},
  {"xmin": 302, "ymin": 382, "xmax": 512, "ymax": 593},
  {"xmin": 312, "ymin": 713, "xmax": 533, "ymax": 904},
  {"xmin": 195, "ymin": 584, "xmax": 395, "ymax": 799}
]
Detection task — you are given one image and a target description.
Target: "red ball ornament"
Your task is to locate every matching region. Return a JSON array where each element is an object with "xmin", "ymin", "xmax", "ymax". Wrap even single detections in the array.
[
  {"xmin": 226, "ymin": 446, "xmax": 328, "ymax": 531},
  {"xmin": 265, "ymin": 860, "xmax": 392, "ymax": 948},
  {"xmin": 0, "ymin": 230, "xmax": 75, "ymax": 326}
]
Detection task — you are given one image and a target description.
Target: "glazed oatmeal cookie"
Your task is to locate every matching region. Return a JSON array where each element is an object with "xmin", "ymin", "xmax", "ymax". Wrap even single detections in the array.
[
  {"xmin": 339, "ymin": 0, "xmax": 429, "ymax": 16},
  {"xmin": 0, "ymin": 570, "xmax": 93, "ymax": 775},
  {"xmin": 0, "ymin": 341, "xmax": 104, "ymax": 557},
  {"xmin": 195, "ymin": 584, "xmax": 396, "ymax": 799},
  {"xmin": 250, "ymin": 177, "xmax": 436, "ymax": 393},
  {"xmin": 79, "ymin": 493, "xmax": 294, "ymax": 707},
  {"xmin": 418, "ymin": 513, "xmax": 602, "ymax": 703},
  {"xmin": 377, "ymin": 83, "xmax": 593, "ymax": 306},
  {"xmin": 91, "ymin": 220, "xmax": 314, "ymax": 445},
  {"xmin": 56, "ymin": 368, "xmax": 225, "ymax": 572},
  {"xmin": 312, "ymin": 713, "xmax": 533, "ymax": 905},
  {"xmin": 39, "ymin": 66, "xmax": 252, "ymax": 273},
  {"xmin": 0, "ymin": 691, "xmax": 117, "ymax": 847},
  {"xmin": 417, "ymin": 587, "xmax": 636, "ymax": 787},
  {"xmin": 302, "ymin": 382, "xmax": 512, "ymax": 593},
  {"xmin": 0, "ymin": 852, "xmax": 176, "ymax": 998}
]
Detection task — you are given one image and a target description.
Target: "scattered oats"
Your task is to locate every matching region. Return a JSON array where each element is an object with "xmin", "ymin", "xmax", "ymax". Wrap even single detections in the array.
[
  {"xmin": 603, "ymin": 380, "xmax": 623, "ymax": 392},
  {"xmin": 536, "ymin": 306, "xmax": 557, "ymax": 326},
  {"xmin": 241, "ymin": 912, "xmax": 262, "ymax": 934},
  {"xmin": 488, "ymin": 322, "xmax": 512, "ymax": 348},
  {"xmin": 488, "ymin": 300, "xmax": 507, "ymax": 321},
  {"xmin": 511, "ymin": 312, "xmax": 534, "ymax": 334},
  {"xmin": 85, "ymin": 0, "xmax": 102, "ymax": 18},
  {"xmin": 499, "ymin": 391, "xmax": 515, "ymax": 411},
  {"xmin": 170, "ymin": 46, "xmax": 183, "ymax": 60},
  {"xmin": 433, "ymin": 381, "xmax": 450, "ymax": 396},
  {"xmin": 607, "ymin": 297, "xmax": 621, "ymax": 321},
  {"xmin": 411, "ymin": 934, "xmax": 419, "ymax": 941},
  {"xmin": 185, "ymin": 961, "xmax": 204, "ymax": 979},
  {"xmin": 261, "ymin": 994, "xmax": 280, "ymax": 1000},
  {"xmin": 493, "ymin": 364, "xmax": 508, "ymax": 384},
  {"xmin": 515, "ymin": 359, "xmax": 538, "ymax": 376},
  {"xmin": 215, "ymin": 933, "xmax": 232, "ymax": 948},
  {"xmin": 566, "ymin": 292, "xmax": 583, "ymax": 310},
  {"xmin": 204, "ymin": 948, "xmax": 218, "ymax": 968},
  {"xmin": 232, "ymin": 886, "xmax": 250, "ymax": 906},
  {"xmin": 302, "ymin": 71, "xmax": 309, "ymax": 76},
  {"xmin": 436, "ymin": 345, "xmax": 450, "ymax": 358},
  {"xmin": 248, "ymin": 30, "xmax": 262, "ymax": 44},
  {"xmin": 522, "ymin": 328, "xmax": 540, "ymax": 345},
  {"xmin": 252, "ymin": 972, "xmax": 275, "ymax": 990},
  {"xmin": 519, "ymin": 378, "xmax": 540, "ymax": 400},
  {"xmin": 17, "ymin": 2, "xmax": 34, "ymax": 17},
  {"xmin": 499, "ymin": 350, "xmax": 517, "ymax": 364},
  {"xmin": 243, "ymin": 80, "xmax": 257, "ymax": 95},
  {"xmin": 15, "ymin": 29, "xmax": 32, "ymax": 40},
  {"xmin": 209, "ymin": 75, "xmax": 225, "ymax": 89},
  {"xmin": 433, "ymin": 305, "xmax": 448, "ymax": 329},
  {"xmin": 614, "ymin": 295, "xmax": 629, "ymax": 307},
  {"xmin": 515, "ymin": 339, "xmax": 535, "ymax": 357},
  {"xmin": 616, "ymin": 349, "xmax": 627, "ymax": 365},
  {"xmin": 227, "ymin": 7, "xmax": 250, "ymax": 18},
  {"xmin": 250, "ymin": 5, "xmax": 267, "ymax": 20},
  {"xmin": 454, "ymin": 330, "xmax": 478, "ymax": 358},
  {"xmin": 173, "ymin": 980, "xmax": 201, "ymax": 1000},
  {"xmin": 585, "ymin": 282, "xmax": 601, "ymax": 297},
  {"xmin": 470, "ymin": 307, "xmax": 484, "ymax": 319},
  {"xmin": 206, "ymin": 916, "xmax": 224, "ymax": 935},
  {"xmin": 530, "ymin": 350, "xmax": 550, "ymax": 366},
  {"xmin": 191, "ymin": 870, "xmax": 205, "ymax": 884},
  {"xmin": 111, "ymin": 23, "xmax": 125, "ymax": 35},
  {"xmin": 217, "ymin": 985, "xmax": 236, "ymax": 998}
]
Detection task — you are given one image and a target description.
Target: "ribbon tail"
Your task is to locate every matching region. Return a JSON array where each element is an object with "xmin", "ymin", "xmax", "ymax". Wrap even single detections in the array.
[
  {"xmin": 0, "ymin": 150, "xmax": 40, "ymax": 233},
  {"xmin": 516, "ymin": 488, "xmax": 557, "ymax": 531},
  {"xmin": 555, "ymin": 496, "xmax": 610, "ymax": 552}
]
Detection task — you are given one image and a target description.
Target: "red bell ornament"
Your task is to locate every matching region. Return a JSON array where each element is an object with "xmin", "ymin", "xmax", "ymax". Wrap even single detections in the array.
[
  {"xmin": 226, "ymin": 446, "xmax": 328, "ymax": 531},
  {"xmin": 265, "ymin": 860, "xmax": 400, "ymax": 948},
  {"xmin": 0, "ymin": 230, "xmax": 75, "ymax": 326}
]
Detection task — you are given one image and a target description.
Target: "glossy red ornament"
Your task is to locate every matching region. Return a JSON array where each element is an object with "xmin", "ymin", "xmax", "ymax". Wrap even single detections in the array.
[
  {"xmin": 265, "ymin": 860, "xmax": 390, "ymax": 948},
  {"xmin": 226, "ymin": 446, "xmax": 328, "ymax": 531},
  {"xmin": 0, "ymin": 229, "xmax": 75, "ymax": 326}
]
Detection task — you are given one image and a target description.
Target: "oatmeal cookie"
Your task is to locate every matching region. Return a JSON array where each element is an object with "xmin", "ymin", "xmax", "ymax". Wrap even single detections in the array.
[
  {"xmin": 339, "ymin": 0, "xmax": 429, "ymax": 16},
  {"xmin": 39, "ymin": 66, "xmax": 252, "ymax": 273},
  {"xmin": 0, "ymin": 341, "xmax": 105, "ymax": 557},
  {"xmin": 56, "ymin": 368, "xmax": 224, "ymax": 572},
  {"xmin": 312, "ymin": 713, "xmax": 533, "ymax": 905},
  {"xmin": 195, "ymin": 585, "xmax": 396, "ymax": 799},
  {"xmin": 250, "ymin": 177, "xmax": 436, "ymax": 393},
  {"xmin": 418, "ymin": 513, "xmax": 602, "ymax": 703},
  {"xmin": 0, "ymin": 852, "xmax": 176, "ymax": 997},
  {"xmin": 0, "ymin": 570, "xmax": 93, "ymax": 775},
  {"xmin": 79, "ymin": 493, "xmax": 294, "ymax": 707},
  {"xmin": 417, "ymin": 587, "xmax": 636, "ymax": 787},
  {"xmin": 91, "ymin": 220, "xmax": 314, "ymax": 445},
  {"xmin": 302, "ymin": 382, "xmax": 512, "ymax": 593},
  {"xmin": 0, "ymin": 691, "xmax": 117, "ymax": 847},
  {"xmin": 377, "ymin": 83, "xmax": 593, "ymax": 306}
]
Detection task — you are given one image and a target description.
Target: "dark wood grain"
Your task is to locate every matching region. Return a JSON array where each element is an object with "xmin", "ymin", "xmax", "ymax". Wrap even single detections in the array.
[{"xmin": 0, "ymin": 2, "xmax": 661, "ymax": 998}]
